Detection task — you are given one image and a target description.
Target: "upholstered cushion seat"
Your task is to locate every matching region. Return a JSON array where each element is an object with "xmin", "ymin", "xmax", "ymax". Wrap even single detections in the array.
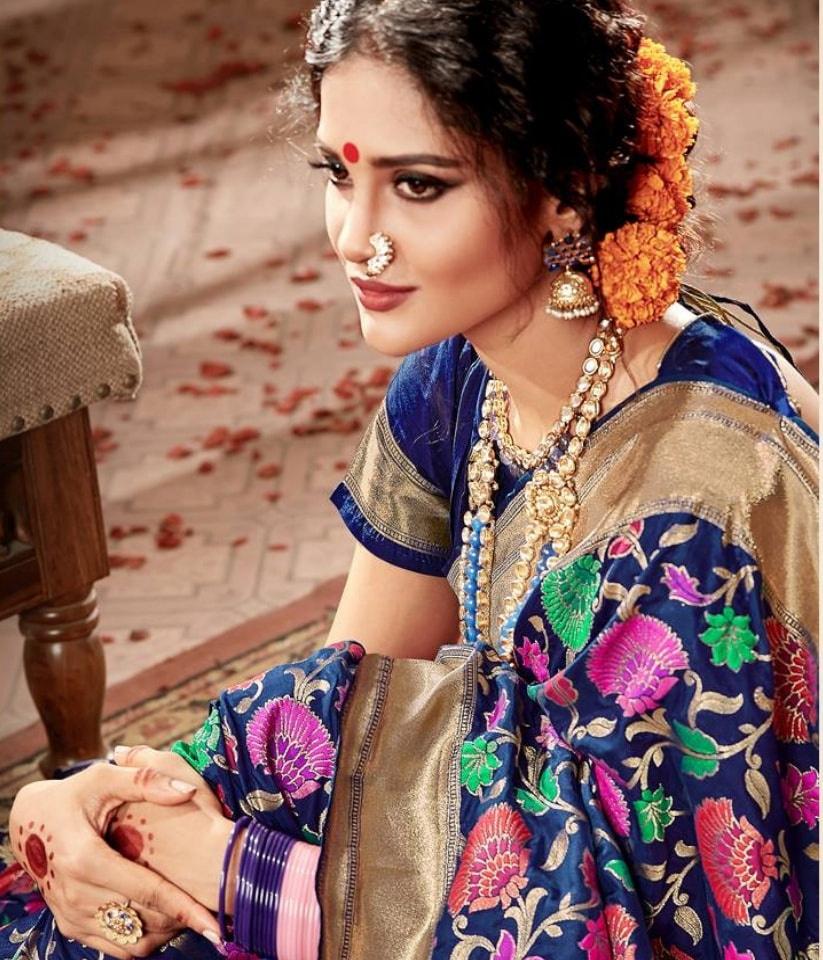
[{"xmin": 0, "ymin": 228, "xmax": 142, "ymax": 441}]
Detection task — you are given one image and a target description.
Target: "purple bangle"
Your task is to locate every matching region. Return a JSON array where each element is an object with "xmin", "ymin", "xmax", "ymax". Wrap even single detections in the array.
[
  {"xmin": 245, "ymin": 820, "xmax": 267, "ymax": 954},
  {"xmin": 254, "ymin": 825, "xmax": 278, "ymax": 955},
  {"xmin": 266, "ymin": 830, "xmax": 295, "ymax": 955},
  {"xmin": 235, "ymin": 820, "xmax": 257, "ymax": 951},
  {"xmin": 218, "ymin": 816, "xmax": 250, "ymax": 943}
]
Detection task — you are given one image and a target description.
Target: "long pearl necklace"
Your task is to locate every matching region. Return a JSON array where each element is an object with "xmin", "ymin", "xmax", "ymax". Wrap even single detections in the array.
[{"xmin": 458, "ymin": 315, "xmax": 624, "ymax": 661}]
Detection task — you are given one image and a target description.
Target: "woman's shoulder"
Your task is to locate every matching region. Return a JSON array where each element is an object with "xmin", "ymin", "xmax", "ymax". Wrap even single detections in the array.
[{"xmin": 659, "ymin": 305, "xmax": 818, "ymax": 439}]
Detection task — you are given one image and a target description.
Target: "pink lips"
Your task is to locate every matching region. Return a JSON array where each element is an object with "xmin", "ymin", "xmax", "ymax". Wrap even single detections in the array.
[{"xmin": 351, "ymin": 276, "xmax": 417, "ymax": 312}]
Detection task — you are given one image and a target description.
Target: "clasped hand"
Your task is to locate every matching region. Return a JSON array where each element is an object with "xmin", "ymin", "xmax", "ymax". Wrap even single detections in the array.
[{"xmin": 9, "ymin": 747, "xmax": 228, "ymax": 959}]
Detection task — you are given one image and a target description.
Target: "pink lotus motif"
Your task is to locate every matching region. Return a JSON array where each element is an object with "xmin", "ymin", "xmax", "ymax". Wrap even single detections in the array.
[
  {"xmin": 587, "ymin": 614, "xmax": 688, "ymax": 717},
  {"xmin": 447, "ymin": 803, "xmax": 532, "ymax": 916},
  {"xmin": 606, "ymin": 518, "xmax": 645, "ymax": 558},
  {"xmin": 779, "ymin": 763, "xmax": 819, "ymax": 827},
  {"xmin": 765, "ymin": 617, "xmax": 817, "ymax": 742},
  {"xmin": 695, "ymin": 797, "xmax": 777, "ymax": 924},
  {"xmin": 578, "ymin": 904, "xmax": 638, "ymax": 960},
  {"xmin": 246, "ymin": 696, "xmax": 336, "ymax": 800},
  {"xmin": 516, "ymin": 636, "xmax": 549, "ymax": 682},
  {"xmin": 593, "ymin": 761, "xmax": 631, "ymax": 837}
]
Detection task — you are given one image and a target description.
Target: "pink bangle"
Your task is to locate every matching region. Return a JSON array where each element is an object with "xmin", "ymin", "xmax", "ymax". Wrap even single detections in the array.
[
  {"xmin": 277, "ymin": 842, "xmax": 302, "ymax": 959},
  {"xmin": 278, "ymin": 840, "xmax": 318, "ymax": 960},
  {"xmin": 300, "ymin": 844, "xmax": 321, "ymax": 959},
  {"xmin": 303, "ymin": 844, "xmax": 321, "ymax": 956}
]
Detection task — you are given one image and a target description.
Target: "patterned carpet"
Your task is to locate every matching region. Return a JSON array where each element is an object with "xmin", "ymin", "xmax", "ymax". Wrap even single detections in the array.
[{"xmin": 0, "ymin": 611, "xmax": 333, "ymax": 838}]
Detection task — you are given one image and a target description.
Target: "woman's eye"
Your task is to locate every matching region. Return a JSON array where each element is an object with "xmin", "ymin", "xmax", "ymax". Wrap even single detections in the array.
[
  {"xmin": 308, "ymin": 159, "xmax": 349, "ymax": 183},
  {"xmin": 307, "ymin": 160, "xmax": 450, "ymax": 202},
  {"xmin": 394, "ymin": 175, "xmax": 447, "ymax": 201}
]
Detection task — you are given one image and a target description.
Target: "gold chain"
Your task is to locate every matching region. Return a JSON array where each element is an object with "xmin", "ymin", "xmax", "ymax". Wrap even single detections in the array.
[{"xmin": 458, "ymin": 315, "xmax": 624, "ymax": 660}]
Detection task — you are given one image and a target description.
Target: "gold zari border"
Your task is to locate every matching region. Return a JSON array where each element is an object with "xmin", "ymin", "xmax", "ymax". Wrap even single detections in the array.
[{"xmin": 340, "ymin": 398, "xmax": 451, "ymax": 557}]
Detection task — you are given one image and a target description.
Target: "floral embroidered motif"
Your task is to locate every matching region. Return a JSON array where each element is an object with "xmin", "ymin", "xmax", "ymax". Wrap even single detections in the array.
[
  {"xmin": 699, "ymin": 606, "xmax": 758, "ymax": 671},
  {"xmin": 490, "ymin": 928, "xmax": 542, "ymax": 960},
  {"xmin": 633, "ymin": 786, "xmax": 675, "ymax": 842},
  {"xmin": 606, "ymin": 518, "xmax": 645, "ymax": 559},
  {"xmin": 516, "ymin": 636, "xmax": 549, "ymax": 681},
  {"xmin": 694, "ymin": 797, "xmax": 778, "ymax": 923},
  {"xmin": 593, "ymin": 761, "xmax": 632, "ymax": 837},
  {"xmin": 587, "ymin": 613, "xmax": 688, "ymax": 716},
  {"xmin": 578, "ymin": 904, "xmax": 638, "ymax": 960},
  {"xmin": 660, "ymin": 562, "xmax": 713, "ymax": 605},
  {"xmin": 765, "ymin": 616, "xmax": 817, "ymax": 742},
  {"xmin": 461, "ymin": 736, "xmax": 502, "ymax": 795},
  {"xmin": 246, "ymin": 696, "xmax": 336, "ymax": 800},
  {"xmin": 174, "ymin": 707, "xmax": 221, "ymax": 772},
  {"xmin": 779, "ymin": 764, "xmax": 819, "ymax": 828},
  {"xmin": 447, "ymin": 804, "xmax": 532, "ymax": 915},
  {"xmin": 540, "ymin": 553, "xmax": 601, "ymax": 651}
]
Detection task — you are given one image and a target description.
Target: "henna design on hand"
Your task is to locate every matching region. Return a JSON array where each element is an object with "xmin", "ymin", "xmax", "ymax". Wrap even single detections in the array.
[
  {"xmin": 18, "ymin": 822, "xmax": 56, "ymax": 891},
  {"xmin": 107, "ymin": 812, "xmax": 156, "ymax": 868}
]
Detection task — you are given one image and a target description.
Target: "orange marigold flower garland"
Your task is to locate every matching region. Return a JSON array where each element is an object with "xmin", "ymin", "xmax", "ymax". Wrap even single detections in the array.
[{"xmin": 594, "ymin": 37, "xmax": 699, "ymax": 330}]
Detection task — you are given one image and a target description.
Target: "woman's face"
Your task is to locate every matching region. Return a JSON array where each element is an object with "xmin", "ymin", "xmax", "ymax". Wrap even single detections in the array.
[{"xmin": 314, "ymin": 54, "xmax": 578, "ymax": 357}]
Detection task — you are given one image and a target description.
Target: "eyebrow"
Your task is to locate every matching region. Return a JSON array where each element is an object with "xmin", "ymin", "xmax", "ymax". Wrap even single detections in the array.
[{"xmin": 314, "ymin": 140, "xmax": 463, "ymax": 169}]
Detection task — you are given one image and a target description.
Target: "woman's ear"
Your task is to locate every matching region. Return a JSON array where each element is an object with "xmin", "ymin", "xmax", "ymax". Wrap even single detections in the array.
[{"xmin": 540, "ymin": 193, "xmax": 585, "ymax": 241}]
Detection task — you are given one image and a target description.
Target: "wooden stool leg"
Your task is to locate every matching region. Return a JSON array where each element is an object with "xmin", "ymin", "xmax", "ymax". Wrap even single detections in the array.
[{"xmin": 20, "ymin": 585, "xmax": 107, "ymax": 778}]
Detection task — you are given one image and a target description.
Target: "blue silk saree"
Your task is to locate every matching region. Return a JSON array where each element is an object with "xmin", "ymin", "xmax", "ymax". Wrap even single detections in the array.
[{"xmin": 1, "ymin": 290, "xmax": 818, "ymax": 960}]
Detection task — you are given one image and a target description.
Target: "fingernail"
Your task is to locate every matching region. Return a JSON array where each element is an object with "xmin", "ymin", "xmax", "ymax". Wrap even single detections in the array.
[
  {"xmin": 201, "ymin": 929, "xmax": 226, "ymax": 954},
  {"xmin": 113, "ymin": 745, "xmax": 129, "ymax": 762},
  {"xmin": 169, "ymin": 778, "xmax": 196, "ymax": 794}
]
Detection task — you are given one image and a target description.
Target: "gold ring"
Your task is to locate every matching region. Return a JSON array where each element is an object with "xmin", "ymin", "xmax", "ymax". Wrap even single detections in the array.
[{"xmin": 95, "ymin": 899, "xmax": 144, "ymax": 945}]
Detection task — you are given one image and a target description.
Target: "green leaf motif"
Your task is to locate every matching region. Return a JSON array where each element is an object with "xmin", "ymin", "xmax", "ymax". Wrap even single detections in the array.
[
  {"xmin": 672, "ymin": 720, "xmax": 720, "ymax": 779},
  {"xmin": 540, "ymin": 553, "xmax": 602, "ymax": 651},
  {"xmin": 604, "ymin": 858, "xmax": 635, "ymax": 891},
  {"xmin": 699, "ymin": 606, "xmax": 758, "ymax": 671},
  {"xmin": 460, "ymin": 736, "xmax": 502, "ymax": 794},
  {"xmin": 538, "ymin": 767, "xmax": 560, "ymax": 804},
  {"xmin": 516, "ymin": 787, "xmax": 549, "ymax": 815},
  {"xmin": 633, "ymin": 786, "xmax": 675, "ymax": 842}
]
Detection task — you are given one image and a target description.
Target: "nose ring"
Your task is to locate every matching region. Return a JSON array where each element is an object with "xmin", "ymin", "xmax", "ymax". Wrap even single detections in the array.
[{"xmin": 366, "ymin": 232, "xmax": 394, "ymax": 277}]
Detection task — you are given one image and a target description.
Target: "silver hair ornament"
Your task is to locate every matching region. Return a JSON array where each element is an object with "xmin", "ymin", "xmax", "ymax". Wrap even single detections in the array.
[{"xmin": 308, "ymin": 0, "xmax": 355, "ymax": 50}]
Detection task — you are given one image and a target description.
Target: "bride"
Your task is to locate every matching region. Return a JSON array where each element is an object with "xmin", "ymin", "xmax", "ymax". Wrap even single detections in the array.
[{"xmin": 2, "ymin": 0, "xmax": 818, "ymax": 957}]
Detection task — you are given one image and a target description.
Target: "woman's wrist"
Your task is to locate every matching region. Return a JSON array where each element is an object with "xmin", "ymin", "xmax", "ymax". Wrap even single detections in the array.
[{"xmin": 196, "ymin": 817, "xmax": 245, "ymax": 912}]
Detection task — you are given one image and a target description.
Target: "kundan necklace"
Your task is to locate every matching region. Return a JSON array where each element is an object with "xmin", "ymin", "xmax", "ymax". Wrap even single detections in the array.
[{"xmin": 458, "ymin": 315, "xmax": 624, "ymax": 661}]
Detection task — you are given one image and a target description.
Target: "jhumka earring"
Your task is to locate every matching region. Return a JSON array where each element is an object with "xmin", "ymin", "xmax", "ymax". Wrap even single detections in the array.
[
  {"xmin": 542, "ymin": 228, "xmax": 600, "ymax": 319},
  {"xmin": 366, "ymin": 232, "xmax": 395, "ymax": 277}
]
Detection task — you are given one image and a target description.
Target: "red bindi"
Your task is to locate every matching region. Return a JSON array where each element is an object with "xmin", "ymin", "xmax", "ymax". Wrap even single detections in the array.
[{"xmin": 342, "ymin": 142, "xmax": 359, "ymax": 164}]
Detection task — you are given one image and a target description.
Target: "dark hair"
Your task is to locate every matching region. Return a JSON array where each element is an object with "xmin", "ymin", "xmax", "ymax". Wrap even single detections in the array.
[{"xmin": 278, "ymin": 0, "xmax": 709, "ymax": 266}]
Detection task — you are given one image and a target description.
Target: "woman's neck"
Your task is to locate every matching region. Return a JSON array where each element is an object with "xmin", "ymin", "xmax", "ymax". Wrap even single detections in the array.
[{"xmin": 467, "ymin": 286, "xmax": 694, "ymax": 452}]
